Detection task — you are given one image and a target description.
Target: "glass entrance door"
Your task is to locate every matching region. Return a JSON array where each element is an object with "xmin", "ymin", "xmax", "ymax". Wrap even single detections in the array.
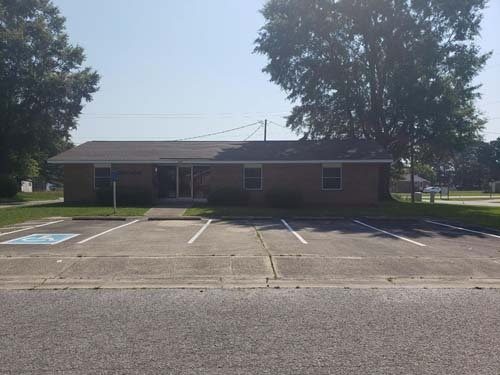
[
  {"xmin": 193, "ymin": 166, "xmax": 211, "ymax": 199},
  {"xmin": 158, "ymin": 166, "xmax": 177, "ymax": 199},
  {"xmin": 178, "ymin": 167, "xmax": 192, "ymax": 198}
]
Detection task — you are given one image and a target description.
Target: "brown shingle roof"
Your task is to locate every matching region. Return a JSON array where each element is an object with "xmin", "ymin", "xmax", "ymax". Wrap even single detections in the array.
[{"xmin": 48, "ymin": 140, "xmax": 392, "ymax": 163}]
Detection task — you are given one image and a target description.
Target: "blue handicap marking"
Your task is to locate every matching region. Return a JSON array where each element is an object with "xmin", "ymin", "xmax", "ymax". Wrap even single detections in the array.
[{"xmin": 1, "ymin": 233, "xmax": 79, "ymax": 245}]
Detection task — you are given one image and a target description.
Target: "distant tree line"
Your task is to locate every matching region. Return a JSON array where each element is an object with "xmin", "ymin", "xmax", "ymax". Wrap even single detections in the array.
[
  {"xmin": 437, "ymin": 137, "xmax": 500, "ymax": 189},
  {"xmin": 394, "ymin": 137, "xmax": 500, "ymax": 190}
]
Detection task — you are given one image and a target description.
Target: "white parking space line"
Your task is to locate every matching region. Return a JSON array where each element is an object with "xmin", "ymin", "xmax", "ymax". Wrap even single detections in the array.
[
  {"xmin": 353, "ymin": 220, "xmax": 427, "ymax": 247},
  {"xmin": 77, "ymin": 220, "xmax": 139, "ymax": 244},
  {"xmin": 188, "ymin": 219, "xmax": 213, "ymax": 244},
  {"xmin": 0, "ymin": 220, "xmax": 64, "ymax": 237},
  {"xmin": 425, "ymin": 220, "xmax": 500, "ymax": 239},
  {"xmin": 281, "ymin": 219, "xmax": 308, "ymax": 244}
]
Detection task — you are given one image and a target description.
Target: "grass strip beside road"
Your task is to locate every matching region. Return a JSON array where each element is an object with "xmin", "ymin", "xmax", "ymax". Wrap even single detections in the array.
[
  {"xmin": 0, "ymin": 203, "xmax": 149, "ymax": 227},
  {"xmin": 185, "ymin": 201, "xmax": 500, "ymax": 231}
]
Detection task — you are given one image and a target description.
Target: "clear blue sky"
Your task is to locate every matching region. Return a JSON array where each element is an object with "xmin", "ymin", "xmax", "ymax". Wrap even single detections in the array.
[{"xmin": 53, "ymin": 0, "xmax": 500, "ymax": 144}]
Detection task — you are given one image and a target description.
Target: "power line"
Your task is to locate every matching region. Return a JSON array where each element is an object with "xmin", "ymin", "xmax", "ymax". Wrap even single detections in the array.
[
  {"xmin": 244, "ymin": 123, "xmax": 264, "ymax": 141},
  {"xmin": 268, "ymin": 119, "xmax": 500, "ymax": 138},
  {"xmin": 174, "ymin": 121, "xmax": 263, "ymax": 141},
  {"xmin": 82, "ymin": 111, "xmax": 290, "ymax": 116},
  {"xmin": 80, "ymin": 112, "xmax": 290, "ymax": 119},
  {"xmin": 72, "ymin": 121, "xmax": 266, "ymax": 144},
  {"xmin": 268, "ymin": 120, "xmax": 288, "ymax": 129}
]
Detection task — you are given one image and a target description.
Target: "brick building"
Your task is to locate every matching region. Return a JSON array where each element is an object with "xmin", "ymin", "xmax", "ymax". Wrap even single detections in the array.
[{"xmin": 48, "ymin": 140, "xmax": 392, "ymax": 206}]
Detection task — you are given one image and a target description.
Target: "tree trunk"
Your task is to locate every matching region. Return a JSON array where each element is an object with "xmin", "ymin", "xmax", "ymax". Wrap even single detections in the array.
[
  {"xmin": 410, "ymin": 141, "xmax": 415, "ymax": 203},
  {"xmin": 0, "ymin": 148, "xmax": 9, "ymax": 176},
  {"xmin": 378, "ymin": 164, "xmax": 392, "ymax": 200}
]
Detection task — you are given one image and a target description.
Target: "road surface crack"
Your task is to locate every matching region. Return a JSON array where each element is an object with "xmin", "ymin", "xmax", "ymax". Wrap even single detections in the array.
[{"xmin": 253, "ymin": 223, "xmax": 277, "ymax": 281}]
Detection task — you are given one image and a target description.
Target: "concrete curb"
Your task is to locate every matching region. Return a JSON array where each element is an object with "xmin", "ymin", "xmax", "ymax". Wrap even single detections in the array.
[
  {"xmin": 3, "ymin": 277, "xmax": 500, "ymax": 290},
  {"xmin": 359, "ymin": 216, "xmax": 425, "ymax": 221},
  {"xmin": 72, "ymin": 216, "xmax": 127, "ymax": 221},
  {"xmin": 219, "ymin": 216, "xmax": 274, "ymax": 220},
  {"xmin": 148, "ymin": 216, "xmax": 202, "ymax": 221},
  {"xmin": 290, "ymin": 216, "xmax": 345, "ymax": 221}
]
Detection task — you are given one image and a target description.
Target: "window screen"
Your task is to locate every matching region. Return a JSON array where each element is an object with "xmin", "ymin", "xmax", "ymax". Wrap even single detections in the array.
[
  {"xmin": 94, "ymin": 167, "xmax": 111, "ymax": 189},
  {"xmin": 322, "ymin": 167, "xmax": 342, "ymax": 190},
  {"xmin": 244, "ymin": 166, "xmax": 262, "ymax": 190}
]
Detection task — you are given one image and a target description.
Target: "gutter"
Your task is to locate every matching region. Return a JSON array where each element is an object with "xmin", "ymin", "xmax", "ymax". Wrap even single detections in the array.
[{"xmin": 47, "ymin": 159, "xmax": 393, "ymax": 165}]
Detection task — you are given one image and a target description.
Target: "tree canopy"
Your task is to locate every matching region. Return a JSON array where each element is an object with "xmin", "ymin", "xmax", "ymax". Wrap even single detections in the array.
[
  {"xmin": 0, "ymin": 0, "xmax": 99, "ymax": 177},
  {"xmin": 395, "ymin": 138, "xmax": 500, "ymax": 189},
  {"xmin": 451, "ymin": 137, "xmax": 500, "ymax": 188},
  {"xmin": 255, "ymin": 0, "xmax": 490, "ymax": 161}
]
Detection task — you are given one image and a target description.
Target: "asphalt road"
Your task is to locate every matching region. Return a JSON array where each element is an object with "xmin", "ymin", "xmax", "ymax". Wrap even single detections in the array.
[{"xmin": 1, "ymin": 289, "xmax": 500, "ymax": 374}]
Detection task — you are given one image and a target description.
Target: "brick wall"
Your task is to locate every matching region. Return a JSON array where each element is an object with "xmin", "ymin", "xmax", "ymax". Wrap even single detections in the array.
[
  {"xmin": 112, "ymin": 164, "xmax": 155, "ymax": 203},
  {"xmin": 63, "ymin": 164, "xmax": 155, "ymax": 204},
  {"xmin": 64, "ymin": 164, "xmax": 95, "ymax": 203},
  {"xmin": 209, "ymin": 163, "xmax": 384, "ymax": 206},
  {"xmin": 63, "ymin": 162, "xmax": 386, "ymax": 206}
]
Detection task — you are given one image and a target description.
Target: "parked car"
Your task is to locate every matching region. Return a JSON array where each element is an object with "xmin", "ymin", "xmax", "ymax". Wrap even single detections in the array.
[{"xmin": 423, "ymin": 186, "xmax": 441, "ymax": 193}]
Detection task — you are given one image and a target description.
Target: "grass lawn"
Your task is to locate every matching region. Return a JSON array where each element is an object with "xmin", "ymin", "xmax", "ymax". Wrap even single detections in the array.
[
  {"xmin": 0, "ymin": 191, "xmax": 63, "ymax": 203},
  {"xmin": 0, "ymin": 203, "xmax": 150, "ymax": 227},
  {"xmin": 185, "ymin": 201, "xmax": 500, "ymax": 231}
]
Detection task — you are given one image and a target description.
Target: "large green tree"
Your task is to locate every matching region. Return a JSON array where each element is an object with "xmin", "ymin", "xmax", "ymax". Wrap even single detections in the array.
[
  {"xmin": 0, "ymin": 0, "xmax": 99, "ymax": 177},
  {"xmin": 487, "ymin": 138, "xmax": 500, "ymax": 180},
  {"xmin": 452, "ymin": 138, "xmax": 500, "ymax": 189},
  {"xmin": 255, "ymin": 0, "xmax": 489, "ymax": 163}
]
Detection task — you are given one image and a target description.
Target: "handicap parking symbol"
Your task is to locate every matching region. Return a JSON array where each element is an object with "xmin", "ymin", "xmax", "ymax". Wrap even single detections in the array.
[{"xmin": 1, "ymin": 233, "xmax": 79, "ymax": 245}]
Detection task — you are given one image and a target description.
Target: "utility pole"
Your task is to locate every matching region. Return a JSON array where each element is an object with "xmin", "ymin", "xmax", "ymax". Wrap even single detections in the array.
[{"xmin": 264, "ymin": 119, "xmax": 267, "ymax": 141}]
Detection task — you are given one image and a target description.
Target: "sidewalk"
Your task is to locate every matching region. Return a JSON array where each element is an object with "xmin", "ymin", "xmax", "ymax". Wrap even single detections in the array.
[
  {"xmin": 0, "ymin": 198, "xmax": 63, "ymax": 209},
  {"xmin": 431, "ymin": 199, "xmax": 500, "ymax": 207},
  {"xmin": 447, "ymin": 195, "xmax": 500, "ymax": 199},
  {"xmin": 145, "ymin": 201, "xmax": 192, "ymax": 217}
]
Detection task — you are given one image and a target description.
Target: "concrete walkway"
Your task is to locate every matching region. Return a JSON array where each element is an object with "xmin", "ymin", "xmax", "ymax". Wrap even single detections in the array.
[
  {"xmin": 145, "ymin": 202, "xmax": 192, "ymax": 217},
  {"xmin": 429, "ymin": 198, "xmax": 500, "ymax": 207},
  {"xmin": 0, "ymin": 198, "xmax": 63, "ymax": 209},
  {"xmin": 446, "ymin": 195, "xmax": 500, "ymax": 199}
]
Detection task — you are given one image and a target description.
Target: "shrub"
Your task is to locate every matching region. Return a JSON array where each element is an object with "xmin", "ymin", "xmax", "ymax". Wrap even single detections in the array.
[
  {"xmin": 0, "ymin": 175, "xmax": 19, "ymax": 198},
  {"xmin": 265, "ymin": 188, "xmax": 303, "ymax": 208},
  {"xmin": 117, "ymin": 188, "xmax": 152, "ymax": 205},
  {"xmin": 207, "ymin": 188, "xmax": 249, "ymax": 206},
  {"xmin": 95, "ymin": 187, "xmax": 113, "ymax": 205},
  {"xmin": 96, "ymin": 187, "xmax": 152, "ymax": 206}
]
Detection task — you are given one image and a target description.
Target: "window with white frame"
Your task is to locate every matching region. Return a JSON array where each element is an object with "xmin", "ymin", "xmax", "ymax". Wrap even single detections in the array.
[
  {"xmin": 322, "ymin": 164, "xmax": 342, "ymax": 190},
  {"xmin": 244, "ymin": 164, "xmax": 262, "ymax": 190},
  {"xmin": 94, "ymin": 166, "xmax": 111, "ymax": 189}
]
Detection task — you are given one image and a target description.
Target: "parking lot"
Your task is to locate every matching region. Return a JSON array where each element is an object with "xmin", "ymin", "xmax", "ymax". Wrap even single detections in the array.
[{"xmin": 0, "ymin": 216, "xmax": 499, "ymax": 289}]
